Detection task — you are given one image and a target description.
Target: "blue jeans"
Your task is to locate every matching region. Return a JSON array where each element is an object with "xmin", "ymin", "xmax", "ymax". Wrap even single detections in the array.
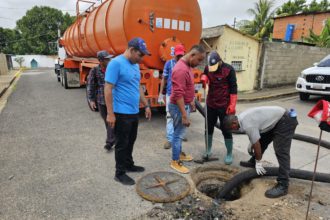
[
  {"xmin": 168, "ymin": 103, "xmax": 190, "ymax": 161},
  {"xmin": 166, "ymin": 95, "xmax": 187, "ymax": 143}
]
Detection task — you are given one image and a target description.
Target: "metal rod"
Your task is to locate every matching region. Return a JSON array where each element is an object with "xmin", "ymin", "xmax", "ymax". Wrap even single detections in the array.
[
  {"xmin": 305, "ymin": 129, "xmax": 323, "ymax": 220},
  {"xmin": 204, "ymin": 86, "xmax": 208, "ymax": 159}
]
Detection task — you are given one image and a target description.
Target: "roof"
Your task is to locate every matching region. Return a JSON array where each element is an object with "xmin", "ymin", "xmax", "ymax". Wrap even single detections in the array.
[
  {"xmin": 201, "ymin": 24, "xmax": 259, "ymax": 42},
  {"xmin": 274, "ymin": 10, "xmax": 330, "ymax": 20}
]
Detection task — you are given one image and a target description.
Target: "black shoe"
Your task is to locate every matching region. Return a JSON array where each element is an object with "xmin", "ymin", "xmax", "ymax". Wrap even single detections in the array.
[
  {"xmin": 240, "ymin": 159, "xmax": 256, "ymax": 168},
  {"xmin": 126, "ymin": 165, "xmax": 145, "ymax": 172},
  {"xmin": 104, "ymin": 144, "xmax": 113, "ymax": 151},
  {"xmin": 114, "ymin": 173, "xmax": 135, "ymax": 185},
  {"xmin": 265, "ymin": 183, "xmax": 288, "ymax": 198}
]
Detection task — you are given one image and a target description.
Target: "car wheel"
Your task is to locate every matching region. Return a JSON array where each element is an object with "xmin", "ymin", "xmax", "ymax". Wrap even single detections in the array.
[{"xmin": 299, "ymin": 92, "xmax": 310, "ymax": 101}]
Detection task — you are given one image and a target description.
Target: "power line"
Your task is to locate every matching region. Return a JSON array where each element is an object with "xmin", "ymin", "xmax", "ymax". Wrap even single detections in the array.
[
  {"xmin": 0, "ymin": 17, "xmax": 13, "ymax": 20},
  {"xmin": 0, "ymin": 32, "xmax": 56, "ymax": 46},
  {"xmin": 0, "ymin": 6, "xmax": 75, "ymax": 12}
]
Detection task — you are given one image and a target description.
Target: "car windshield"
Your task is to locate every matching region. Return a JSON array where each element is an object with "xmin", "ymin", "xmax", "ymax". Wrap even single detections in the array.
[{"xmin": 318, "ymin": 55, "xmax": 330, "ymax": 67}]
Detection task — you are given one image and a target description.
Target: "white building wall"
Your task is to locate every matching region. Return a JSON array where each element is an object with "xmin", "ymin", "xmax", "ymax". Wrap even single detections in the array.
[{"xmin": 11, "ymin": 55, "xmax": 58, "ymax": 68}]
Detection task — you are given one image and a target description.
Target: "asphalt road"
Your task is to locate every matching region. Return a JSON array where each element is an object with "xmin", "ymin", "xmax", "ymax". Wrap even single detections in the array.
[{"xmin": 0, "ymin": 69, "xmax": 329, "ymax": 219}]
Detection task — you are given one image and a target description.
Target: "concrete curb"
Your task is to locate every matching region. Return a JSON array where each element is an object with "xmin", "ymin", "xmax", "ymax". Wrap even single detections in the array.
[
  {"xmin": 0, "ymin": 69, "xmax": 22, "ymax": 98},
  {"xmin": 238, "ymin": 91, "xmax": 298, "ymax": 102}
]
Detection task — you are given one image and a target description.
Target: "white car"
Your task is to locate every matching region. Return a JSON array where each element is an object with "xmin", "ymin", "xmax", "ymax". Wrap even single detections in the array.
[{"xmin": 296, "ymin": 54, "xmax": 330, "ymax": 100}]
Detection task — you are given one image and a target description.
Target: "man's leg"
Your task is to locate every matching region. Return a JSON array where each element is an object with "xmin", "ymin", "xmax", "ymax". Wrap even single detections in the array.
[
  {"xmin": 180, "ymin": 105, "xmax": 192, "ymax": 161},
  {"xmin": 204, "ymin": 106, "xmax": 218, "ymax": 158},
  {"xmin": 164, "ymin": 94, "xmax": 173, "ymax": 149},
  {"xmin": 114, "ymin": 114, "xmax": 135, "ymax": 185},
  {"xmin": 219, "ymin": 108, "xmax": 234, "ymax": 165},
  {"xmin": 265, "ymin": 114, "xmax": 298, "ymax": 198},
  {"xmin": 169, "ymin": 103, "xmax": 189, "ymax": 173},
  {"xmin": 99, "ymin": 104, "xmax": 116, "ymax": 150}
]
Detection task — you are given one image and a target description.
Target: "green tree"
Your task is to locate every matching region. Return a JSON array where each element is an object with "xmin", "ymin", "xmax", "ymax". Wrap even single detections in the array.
[
  {"xmin": 238, "ymin": 0, "xmax": 275, "ymax": 39},
  {"xmin": 304, "ymin": 0, "xmax": 329, "ymax": 12},
  {"xmin": 306, "ymin": 18, "xmax": 330, "ymax": 47},
  {"xmin": 276, "ymin": 0, "xmax": 307, "ymax": 16}
]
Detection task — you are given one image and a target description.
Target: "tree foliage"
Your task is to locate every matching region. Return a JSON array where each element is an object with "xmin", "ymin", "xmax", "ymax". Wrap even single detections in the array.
[
  {"xmin": 276, "ymin": 0, "xmax": 307, "ymax": 16},
  {"xmin": 306, "ymin": 18, "xmax": 330, "ymax": 47},
  {"xmin": 0, "ymin": 6, "xmax": 75, "ymax": 55}
]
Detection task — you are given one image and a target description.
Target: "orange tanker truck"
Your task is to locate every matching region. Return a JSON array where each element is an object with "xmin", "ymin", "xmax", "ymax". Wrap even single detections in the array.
[{"xmin": 56, "ymin": 0, "xmax": 203, "ymax": 108}]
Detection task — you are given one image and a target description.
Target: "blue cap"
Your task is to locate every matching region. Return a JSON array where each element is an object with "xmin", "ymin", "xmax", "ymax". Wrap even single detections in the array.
[
  {"xmin": 97, "ymin": 50, "xmax": 114, "ymax": 60},
  {"xmin": 208, "ymin": 51, "xmax": 222, "ymax": 72},
  {"xmin": 128, "ymin": 37, "xmax": 151, "ymax": 56}
]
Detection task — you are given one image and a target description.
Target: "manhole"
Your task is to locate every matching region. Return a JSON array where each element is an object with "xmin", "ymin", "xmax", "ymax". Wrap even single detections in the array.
[
  {"xmin": 191, "ymin": 164, "xmax": 242, "ymax": 201},
  {"xmin": 136, "ymin": 171, "xmax": 191, "ymax": 203}
]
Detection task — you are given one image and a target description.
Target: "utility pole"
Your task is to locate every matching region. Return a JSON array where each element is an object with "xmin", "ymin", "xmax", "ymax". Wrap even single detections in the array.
[{"xmin": 233, "ymin": 17, "xmax": 237, "ymax": 29}]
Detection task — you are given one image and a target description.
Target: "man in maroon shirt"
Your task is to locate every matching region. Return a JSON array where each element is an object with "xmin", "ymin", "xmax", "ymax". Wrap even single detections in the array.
[
  {"xmin": 200, "ymin": 51, "xmax": 238, "ymax": 165},
  {"xmin": 169, "ymin": 45, "xmax": 206, "ymax": 174}
]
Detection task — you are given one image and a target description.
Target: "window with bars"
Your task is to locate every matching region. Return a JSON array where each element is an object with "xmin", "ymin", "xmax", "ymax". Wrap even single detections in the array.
[{"xmin": 231, "ymin": 61, "xmax": 243, "ymax": 72}]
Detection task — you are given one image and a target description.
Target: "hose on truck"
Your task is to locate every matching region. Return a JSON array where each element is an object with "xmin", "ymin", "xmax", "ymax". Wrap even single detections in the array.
[{"xmin": 194, "ymin": 100, "xmax": 330, "ymax": 200}]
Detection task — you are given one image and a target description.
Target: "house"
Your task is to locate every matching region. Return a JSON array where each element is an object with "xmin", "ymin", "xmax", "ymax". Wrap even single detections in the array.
[
  {"xmin": 273, "ymin": 10, "xmax": 330, "ymax": 42},
  {"xmin": 200, "ymin": 25, "xmax": 261, "ymax": 91}
]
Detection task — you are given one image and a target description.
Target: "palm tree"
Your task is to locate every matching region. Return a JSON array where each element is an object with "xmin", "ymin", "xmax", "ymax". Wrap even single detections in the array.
[
  {"xmin": 306, "ymin": 18, "xmax": 330, "ymax": 47},
  {"xmin": 239, "ymin": 0, "xmax": 275, "ymax": 39}
]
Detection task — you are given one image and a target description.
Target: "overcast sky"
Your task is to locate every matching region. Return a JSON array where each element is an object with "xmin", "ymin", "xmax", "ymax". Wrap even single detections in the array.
[{"xmin": 0, "ymin": 0, "xmax": 317, "ymax": 29}]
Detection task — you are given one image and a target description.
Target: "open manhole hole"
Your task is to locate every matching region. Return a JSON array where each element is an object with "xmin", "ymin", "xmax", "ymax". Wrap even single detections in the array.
[{"xmin": 191, "ymin": 164, "xmax": 244, "ymax": 201}]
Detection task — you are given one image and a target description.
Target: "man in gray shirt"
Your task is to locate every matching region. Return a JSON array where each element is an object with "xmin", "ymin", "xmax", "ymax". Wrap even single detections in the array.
[{"xmin": 224, "ymin": 106, "xmax": 298, "ymax": 198}]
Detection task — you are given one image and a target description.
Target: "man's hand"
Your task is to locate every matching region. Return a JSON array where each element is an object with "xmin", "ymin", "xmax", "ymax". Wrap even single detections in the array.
[
  {"xmin": 190, "ymin": 100, "xmax": 196, "ymax": 112},
  {"xmin": 145, "ymin": 107, "xmax": 152, "ymax": 120},
  {"xmin": 226, "ymin": 94, "xmax": 237, "ymax": 115},
  {"xmin": 157, "ymin": 94, "xmax": 165, "ymax": 105},
  {"xmin": 226, "ymin": 105, "xmax": 236, "ymax": 115},
  {"xmin": 106, "ymin": 113, "xmax": 116, "ymax": 128},
  {"xmin": 89, "ymin": 101, "xmax": 97, "ymax": 110},
  {"xmin": 182, "ymin": 115, "xmax": 190, "ymax": 127},
  {"xmin": 201, "ymin": 74, "xmax": 209, "ymax": 89},
  {"xmin": 255, "ymin": 160, "xmax": 266, "ymax": 175}
]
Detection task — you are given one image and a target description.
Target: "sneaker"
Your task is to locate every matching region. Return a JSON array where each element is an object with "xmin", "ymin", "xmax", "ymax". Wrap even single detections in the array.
[
  {"xmin": 163, "ymin": 141, "xmax": 171, "ymax": 149},
  {"xmin": 126, "ymin": 165, "xmax": 145, "ymax": 172},
  {"xmin": 114, "ymin": 173, "xmax": 135, "ymax": 185},
  {"xmin": 170, "ymin": 160, "xmax": 189, "ymax": 174},
  {"xmin": 265, "ymin": 183, "xmax": 288, "ymax": 198},
  {"xmin": 180, "ymin": 152, "xmax": 193, "ymax": 162}
]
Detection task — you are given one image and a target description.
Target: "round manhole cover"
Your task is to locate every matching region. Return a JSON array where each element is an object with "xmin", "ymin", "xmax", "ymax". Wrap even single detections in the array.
[{"xmin": 136, "ymin": 171, "xmax": 191, "ymax": 203}]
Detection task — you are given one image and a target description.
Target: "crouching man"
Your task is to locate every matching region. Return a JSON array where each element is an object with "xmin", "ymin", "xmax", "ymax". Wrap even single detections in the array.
[{"xmin": 224, "ymin": 106, "xmax": 298, "ymax": 198}]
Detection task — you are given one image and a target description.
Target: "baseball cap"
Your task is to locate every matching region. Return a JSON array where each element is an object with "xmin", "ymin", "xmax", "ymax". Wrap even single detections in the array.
[
  {"xmin": 174, "ymin": 44, "xmax": 185, "ymax": 56},
  {"xmin": 208, "ymin": 51, "xmax": 222, "ymax": 72},
  {"xmin": 97, "ymin": 50, "xmax": 114, "ymax": 60},
  {"xmin": 128, "ymin": 37, "xmax": 151, "ymax": 56}
]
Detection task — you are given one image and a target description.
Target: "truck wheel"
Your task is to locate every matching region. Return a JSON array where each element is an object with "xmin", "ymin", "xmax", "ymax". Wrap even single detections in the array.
[
  {"xmin": 85, "ymin": 80, "xmax": 98, "ymax": 112},
  {"xmin": 299, "ymin": 92, "xmax": 309, "ymax": 101},
  {"xmin": 63, "ymin": 70, "xmax": 69, "ymax": 89}
]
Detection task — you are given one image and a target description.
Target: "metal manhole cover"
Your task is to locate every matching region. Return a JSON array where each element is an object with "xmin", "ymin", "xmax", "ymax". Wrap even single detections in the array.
[{"xmin": 136, "ymin": 171, "xmax": 191, "ymax": 203}]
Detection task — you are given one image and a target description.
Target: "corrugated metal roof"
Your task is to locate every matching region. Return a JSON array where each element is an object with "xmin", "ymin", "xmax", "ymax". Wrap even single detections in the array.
[{"xmin": 201, "ymin": 25, "xmax": 225, "ymax": 39}]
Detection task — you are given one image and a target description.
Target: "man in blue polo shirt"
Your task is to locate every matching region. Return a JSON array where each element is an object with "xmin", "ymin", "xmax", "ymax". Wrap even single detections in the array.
[{"xmin": 104, "ymin": 37, "xmax": 152, "ymax": 185}]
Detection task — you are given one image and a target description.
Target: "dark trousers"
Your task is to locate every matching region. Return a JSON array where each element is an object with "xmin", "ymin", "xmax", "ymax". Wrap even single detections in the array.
[
  {"xmin": 98, "ymin": 104, "xmax": 116, "ymax": 146},
  {"xmin": 114, "ymin": 113, "xmax": 139, "ymax": 176},
  {"xmin": 250, "ymin": 113, "xmax": 298, "ymax": 186},
  {"xmin": 207, "ymin": 106, "xmax": 232, "ymax": 139}
]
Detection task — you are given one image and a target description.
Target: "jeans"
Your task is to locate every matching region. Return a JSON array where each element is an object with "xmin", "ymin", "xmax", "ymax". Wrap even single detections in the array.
[
  {"xmin": 168, "ymin": 103, "xmax": 190, "ymax": 161},
  {"xmin": 98, "ymin": 104, "xmax": 116, "ymax": 146},
  {"xmin": 166, "ymin": 95, "xmax": 187, "ymax": 143},
  {"xmin": 114, "ymin": 113, "xmax": 139, "ymax": 176}
]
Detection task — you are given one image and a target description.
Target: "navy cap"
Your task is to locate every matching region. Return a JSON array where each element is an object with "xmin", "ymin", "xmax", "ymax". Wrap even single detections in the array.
[
  {"xmin": 97, "ymin": 50, "xmax": 114, "ymax": 60},
  {"xmin": 128, "ymin": 37, "xmax": 151, "ymax": 56},
  {"xmin": 208, "ymin": 51, "xmax": 222, "ymax": 72}
]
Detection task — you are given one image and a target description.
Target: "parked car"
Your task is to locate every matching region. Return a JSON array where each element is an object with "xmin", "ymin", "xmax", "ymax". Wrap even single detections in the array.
[{"xmin": 296, "ymin": 55, "xmax": 330, "ymax": 100}]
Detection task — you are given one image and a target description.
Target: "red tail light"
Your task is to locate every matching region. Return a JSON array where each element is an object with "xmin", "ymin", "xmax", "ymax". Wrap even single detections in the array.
[{"xmin": 144, "ymin": 72, "xmax": 151, "ymax": 79}]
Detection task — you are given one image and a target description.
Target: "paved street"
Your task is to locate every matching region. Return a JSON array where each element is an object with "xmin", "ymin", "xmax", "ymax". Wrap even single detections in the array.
[{"xmin": 0, "ymin": 69, "xmax": 329, "ymax": 219}]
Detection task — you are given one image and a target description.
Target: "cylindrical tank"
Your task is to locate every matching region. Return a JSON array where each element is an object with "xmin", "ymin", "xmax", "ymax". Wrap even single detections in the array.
[{"xmin": 61, "ymin": 0, "xmax": 202, "ymax": 70}]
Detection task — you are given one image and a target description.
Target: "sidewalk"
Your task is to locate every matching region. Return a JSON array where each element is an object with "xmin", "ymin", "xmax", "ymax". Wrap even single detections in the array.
[
  {"xmin": 0, "ymin": 69, "xmax": 21, "ymax": 98},
  {"xmin": 238, "ymin": 85, "xmax": 297, "ymax": 102}
]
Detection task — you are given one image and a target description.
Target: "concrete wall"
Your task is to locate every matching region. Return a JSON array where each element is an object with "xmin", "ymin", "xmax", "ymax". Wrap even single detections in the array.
[
  {"xmin": 11, "ymin": 55, "xmax": 58, "ymax": 68},
  {"xmin": 273, "ymin": 12, "xmax": 330, "ymax": 42},
  {"xmin": 0, "ymin": 53, "xmax": 8, "ymax": 75},
  {"xmin": 260, "ymin": 42, "xmax": 330, "ymax": 88},
  {"xmin": 216, "ymin": 27, "xmax": 261, "ymax": 91}
]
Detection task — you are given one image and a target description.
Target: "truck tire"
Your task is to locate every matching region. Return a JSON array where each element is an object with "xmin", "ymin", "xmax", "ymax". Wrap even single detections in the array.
[
  {"xmin": 299, "ymin": 92, "xmax": 310, "ymax": 101},
  {"xmin": 63, "ymin": 70, "xmax": 69, "ymax": 89}
]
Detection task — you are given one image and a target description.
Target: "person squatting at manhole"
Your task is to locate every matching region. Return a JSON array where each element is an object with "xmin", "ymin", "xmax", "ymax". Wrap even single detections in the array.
[
  {"xmin": 169, "ymin": 45, "xmax": 206, "ymax": 174},
  {"xmin": 158, "ymin": 44, "xmax": 188, "ymax": 150},
  {"xmin": 104, "ymin": 37, "xmax": 152, "ymax": 186},
  {"xmin": 224, "ymin": 106, "xmax": 299, "ymax": 198},
  {"xmin": 87, "ymin": 50, "xmax": 116, "ymax": 151},
  {"xmin": 199, "ymin": 51, "xmax": 238, "ymax": 165}
]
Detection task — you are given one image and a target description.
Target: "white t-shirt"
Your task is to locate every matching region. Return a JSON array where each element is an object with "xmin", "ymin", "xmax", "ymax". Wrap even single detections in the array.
[{"xmin": 238, "ymin": 106, "xmax": 286, "ymax": 144}]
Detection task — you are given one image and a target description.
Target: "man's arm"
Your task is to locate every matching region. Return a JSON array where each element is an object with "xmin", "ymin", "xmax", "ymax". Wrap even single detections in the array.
[
  {"xmin": 226, "ymin": 67, "xmax": 238, "ymax": 115},
  {"xmin": 140, "ymin": 86, "xmax": 151, "ymax": 120},
  {"xmin": 104, "ymin": 83, "xmax": 116, "ymax": 128},
  {"xmin": 87, "ymin": 68, "xmax": 97, "ymax": 110},
  {"xmin": 252, "ymin": 140, "xmax": 262, "ymax": 160}
]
